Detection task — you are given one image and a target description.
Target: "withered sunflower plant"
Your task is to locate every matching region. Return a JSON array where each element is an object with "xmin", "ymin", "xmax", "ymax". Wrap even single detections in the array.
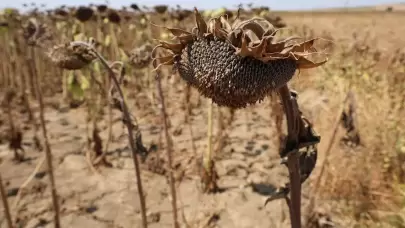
[{"xmin": 152, "ymin": 8, "xmax": 327, "ymax": 206}]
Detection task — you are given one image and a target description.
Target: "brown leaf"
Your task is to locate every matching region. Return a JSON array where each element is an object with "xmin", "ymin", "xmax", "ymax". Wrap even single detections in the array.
[
  {"xmin": 237, "ymin": 32, "xmax": 250, "ymax": 56},
  {"xmin": 261, "ymin": 53, "xmax": 288, "ymax": 61},
  {"xmin": 279, "ymin": 46, "xmax": 295, "ymax": 55},
  {"xmin": 296, "ymin": 57, "xmax": 327, "ymax": 69},
  {"xmin": 240, "ymin": 21, "xmax": 266, "ymax": 40},
  {"xmin": 290, "ymin": 38, "xmax": 318, "ymax": 53},
  {"xmin": 266, "ymin": 42, "xmax": 287, "ymax": 53},
  {"xmin": 227, "ymin": 29, "xmax": 243, "ymax": 47},
  {"xmin": 249, "ymin": 38, "xmax": 268, "ymax": 57},
  {"xmin": 208, "ymin": 18, "xmax": 222, "ymax": 37},
  {"xmin": 152, "ymin": 55, "xmax": 175, "ymax": 71},
  {"xmin": 263, "ymin": 28, "xmax": 279, "ymax": 38},
  {"xmin": 194, "ymin": 8, "xmax": 207, "ymax": 35},
  {"xmin": 158, "ymin": 40, "xmax": 184, "ymax": 53},
  {"xmin": 220, "ymin": 16, "xmax": 232, "ymax": 31},
  {"xmin": 165, "ymin": 27, "xmax": 192, "ymax": 37},
  {"xmin": 177, "ymin": 34, "xmax": 194, "ymax": 44}
]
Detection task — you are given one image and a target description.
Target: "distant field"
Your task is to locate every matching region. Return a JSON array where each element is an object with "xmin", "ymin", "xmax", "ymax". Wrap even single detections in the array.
[{"xmin": 273, "ymin": 2, "xmax": 405, "ymax": 13}]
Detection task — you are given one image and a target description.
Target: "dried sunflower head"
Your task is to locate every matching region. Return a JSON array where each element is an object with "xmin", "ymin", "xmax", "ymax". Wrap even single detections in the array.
[
  {"xmin": 75, "ymin": 6, "xmax": 94, "ymax": 22},
  {"xmin": 152, "ymin": 8, "xmax": 327, "ymax": 108},
  {"xmin": 47, "ymin": 40, "xmax": 97, "ymax": 70},
  {"xmin": 154, "ymin": 5, "xmax": 168, "ymax": 14},
  {"xmin": 129, "ymin": 43, "xmax": 153, "ymax": 69},
  {"xmin": 130, "ymin": 4, "xmax": 140, "ymax": 11},
  {"xmin": 22, "ymin": 18, "xmax": 53, "ymax": 46},
  {"xmin": 54, "ymin": 8, "xmax": 69, "ymax": 18},
  {"xmin": 170, "ymin": 9, "xmax": 193, "ymax": 21},
  {"xmin": 0, "ymin": 21, "xmax": 9, "ymax": 27},
  {"xmin": 97, "ymin": 4, "xmax": 108, "ymax": 13},
  {"xmin": 107, "ymin": 10, "xmax": 121, "ymax": 24}
]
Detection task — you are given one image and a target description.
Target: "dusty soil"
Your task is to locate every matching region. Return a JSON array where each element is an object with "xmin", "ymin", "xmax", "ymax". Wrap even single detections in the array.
[
  {"xmin": 1, "ymin": 9, "xmax": 404, "ymax": 228},
  {"xmin": 0, "ymin": 78, "xmax": 331, "ymax": 228}
]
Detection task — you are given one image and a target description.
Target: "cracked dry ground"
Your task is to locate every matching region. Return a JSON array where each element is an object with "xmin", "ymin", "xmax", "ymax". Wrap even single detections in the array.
[{"xmin": 0, "ymin": 86, "xmax": 327, "ymax": 228}]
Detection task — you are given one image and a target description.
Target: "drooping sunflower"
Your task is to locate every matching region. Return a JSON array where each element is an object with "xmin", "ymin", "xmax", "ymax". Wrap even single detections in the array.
[{"xmin": 152, "ymin": 8, "xmax": 327, "ymax": 109}]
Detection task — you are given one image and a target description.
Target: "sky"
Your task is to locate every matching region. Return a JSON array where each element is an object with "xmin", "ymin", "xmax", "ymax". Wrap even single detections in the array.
[{"xmin": 0, "ymin": 0, "xmax": 404, "ymax": 11}]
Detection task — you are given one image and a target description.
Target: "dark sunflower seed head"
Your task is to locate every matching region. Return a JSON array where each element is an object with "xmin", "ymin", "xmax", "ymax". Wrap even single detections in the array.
[
  {"xmin": 107, "ymin": 10, "xmax": 121, "ymax": 24},
  {"xmin": 152, "ymin": 8, "xmax": 328, "ymax": 109},
  {"xmin": 176, "ymin": 37, "xmax": 297, "ymax": 108},
  {"xmin": 75, "ymin": 6, "xmax": 94, "ymax": 22},
  {"xmin": 54, "ymin": 8, "xmax": 69, "ymax": 17},
  {"xmin": 154, "ymin": 5, "xmax": 168, "ymax": 14},
  {"xmin": 130, "ymin": 4, "xmax": 140, "ymax": 11},
  {"xmin": 97, "ymin": 4, "xmax": 108, "ymax": 13}
]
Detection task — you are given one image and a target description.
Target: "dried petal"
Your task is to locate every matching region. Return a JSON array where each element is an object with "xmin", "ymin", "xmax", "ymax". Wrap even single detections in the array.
[
  {"xmin": 194, "ymin": 8, "xmax": 207, "ymax": 35},
  {"xmin": 297, "ymin": 57, "xmax": 327, "ymax": 69},
  {"xmin": 158, "ymin": 40, "xmax": 184, "ymax": 53}
]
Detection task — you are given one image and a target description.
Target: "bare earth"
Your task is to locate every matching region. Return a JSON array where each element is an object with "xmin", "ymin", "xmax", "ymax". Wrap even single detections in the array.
[
  {"xmin": 1, "ymin": 9, "xmax": 404, "ymax": 228},
  {"xmin": 0, "ymin": 93, "xmax": 298, "ymax": 228}
]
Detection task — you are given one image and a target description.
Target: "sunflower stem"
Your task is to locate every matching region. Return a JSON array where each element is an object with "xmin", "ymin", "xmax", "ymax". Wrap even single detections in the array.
[
  {"xmin": 155, "ymin": 65, "xmax": 180, "ymax": 228},
  {"xmin": 32, "ymin": 46, "xmax": 62, "ymax": 228},
  {"xmin": 204, "ymin": 100, "xmax": 214, "ymax": 175},
  {"xmin": 87, "ymin": 47, "xmax": 148, "ymax": 228},
  {"xmin": 279, "ymin": 85, "xmax": 302, "ymax": 228},
  {"xmin": 0, "ymin": 173, "xmax": 13, "ymax": 228}
]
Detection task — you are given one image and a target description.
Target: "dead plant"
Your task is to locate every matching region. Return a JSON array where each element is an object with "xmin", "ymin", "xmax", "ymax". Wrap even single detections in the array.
[
  {"xmin": 152, "ymin": 8, "xmax": 328, "ymax": 228},
  {"xmin": 3, "ymin": 89, "xmax": 25, "ymax": 162},
  {"xmin": 153, "ymin": 50, "xmax": 180, "ymax": 228},
  {"xmin": 32, "ymin": 47, "xmax": 61, "ymax": 228},
  {"xmin": 0, "ymin": 173, "xmax": 13, "ymax": 228},
  {"xmin": 48, "ymin": 39, "xmax": 149, "ymax": 228}
]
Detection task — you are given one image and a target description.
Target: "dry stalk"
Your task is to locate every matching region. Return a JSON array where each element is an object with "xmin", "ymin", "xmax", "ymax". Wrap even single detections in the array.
[
  {"xmin": 270, "ymin": 94, "xmax": 284, "ymax": 148},
  {"xmin": 0, "ymin": 173, "xmax": 13, "ymax": 228},
  {"xmin": 311, "ymin": 90, "xmax": 351, "ymax": 197},
  {"xmin": 201, "ymin": 100, "xmax": 219, "ymax": 193},
  {"xmin": 4, "ymin": 89, "xmax": 24, "ymax": 162},
  {"xmin": 32, "ymin": 47, "xmax": 61, "ymax": 228},
  {"xmin": 91, "ymin": 48, "xmax": 149, "ymax": 228},
  {"xmin": 154, "ymin": 59, "xmax": 180, "ymax": 228},
  {"xmin": 304, "ymin": 91, "xmax": 351, "ymax": 227},
  {"xmin": 12, "ymin": 155, "xmax": 46, "ymax": 211},
  {"xmin": 48, "ymin": 40, "xmax": 148, "ymax": 227},
  {"xmin": 279, "ymin": 86, "xmax": 301, "ymax": 228}
]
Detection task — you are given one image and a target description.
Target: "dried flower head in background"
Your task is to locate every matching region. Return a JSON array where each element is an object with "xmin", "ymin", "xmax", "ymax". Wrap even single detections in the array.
[
  {"xmin": 107, "ymin": 10, "xmax": 121, "ymax": 24},
  {"xmin": 154, "ymin": 5, "xmax": 168, "ymax": 14},
  {"xmin": 53, "ymin": 8, "xmax": 69, "ymax": 18},
  {"xmin": 153, "ymin": 8, "xmax": 327, "ymax": 108},
  {"xmin": 2, "ymin": 88, "xmax": 17, "ymax": 106},
  {"xmin": 129, "ymin": 43, "xmax": 153, "ymax": 69},
  {"xmin": 264, "ymin": 15, "xmax": 286, "ymax": 29},
  {"xmin": 97, "ymin": 4, "xmax": 108, "ymax": 13},
  {"xmin": 130, "ymin": 3, "xmax": 140, "ymax": 11},
  {"xmin": 22, "ymin": 18, "xmax": 53, "ymax": 46},
  {"xmin": 75, "ymin": 6, "xmax": 94, "ymax": 22},
  {"xmin": 170, "ymin": 9, "xmax": 193, "ymax": 22},
  {"xmin": 47, "ymin": 40, "xmax": 97, "ymax": 70},
  {"xmin": 0, "ymin": 21, "xmax": 9, "ymax": 27}
]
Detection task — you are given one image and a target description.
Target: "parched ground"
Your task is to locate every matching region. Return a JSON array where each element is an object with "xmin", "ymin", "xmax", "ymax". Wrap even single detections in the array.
[
  {"xmin": 0, "ymin": 81, "xmax": 328, "ymax": 228},
  {"xmin": 1, "ymin": 10, "xmax": 404, "ymax": 228}
]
